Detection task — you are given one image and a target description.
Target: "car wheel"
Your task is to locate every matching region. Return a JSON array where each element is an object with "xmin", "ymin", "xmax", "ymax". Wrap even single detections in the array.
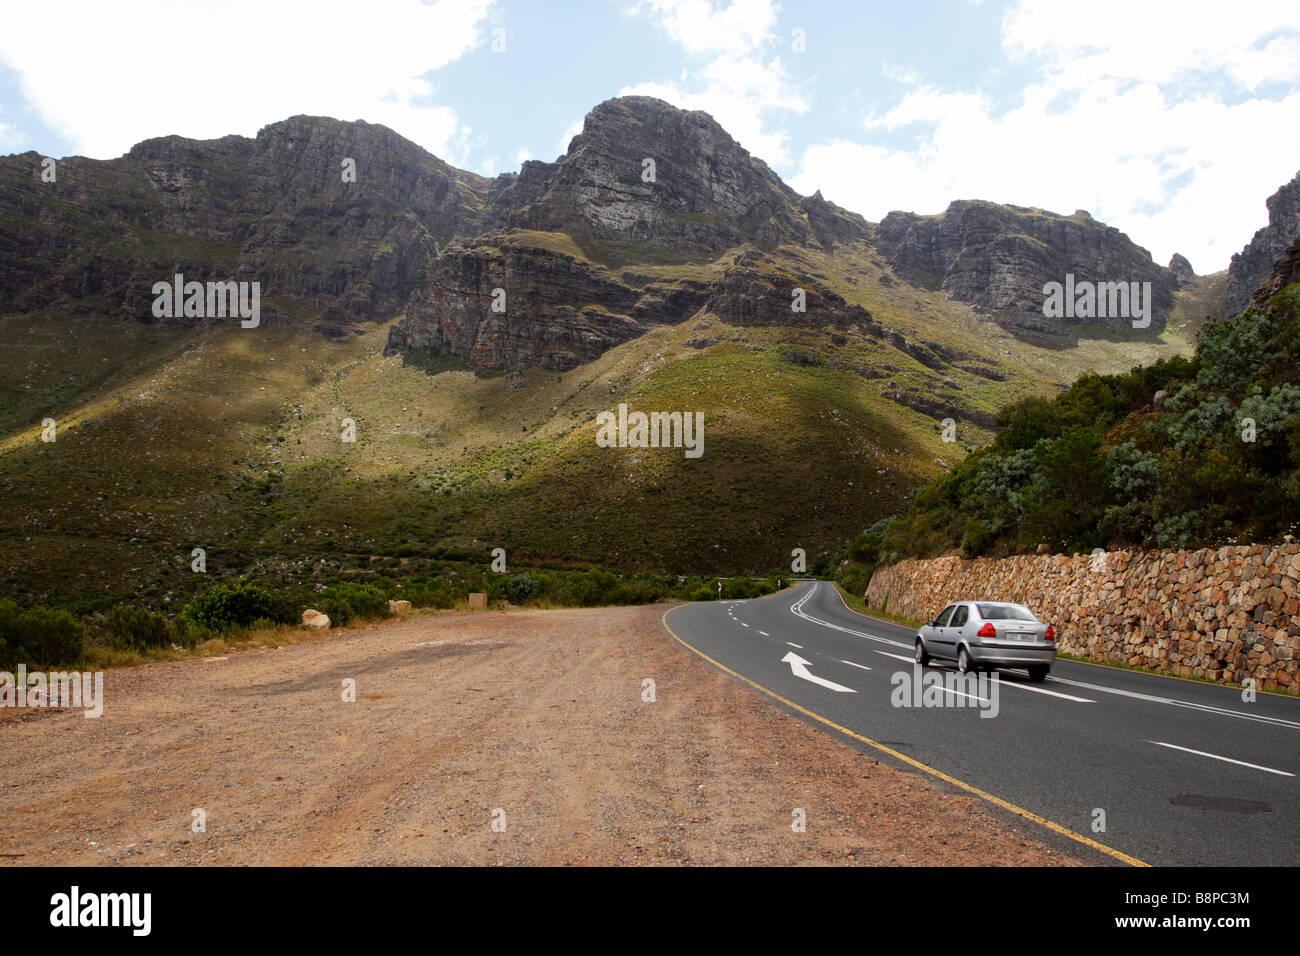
[
  {"xmin": 915, "ymin": 639, "xmax": 929, "ymax": 665},
  {"xmin": 957, "ymin": 646, "xmax": 972, "ymax": 675},
  {"xmin": 1027, "ymin": 665, "xmax": 1049, "ymax": 683}
]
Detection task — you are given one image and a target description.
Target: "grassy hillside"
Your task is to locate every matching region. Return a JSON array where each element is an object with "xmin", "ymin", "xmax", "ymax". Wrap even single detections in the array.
[
  {"xmin": 1169, "ymin": 270, "xmax": 1229, "ymax": 338},
  {"xmin": 0, "ymin": 229, "xmax": 1194, "ymax": 610}
]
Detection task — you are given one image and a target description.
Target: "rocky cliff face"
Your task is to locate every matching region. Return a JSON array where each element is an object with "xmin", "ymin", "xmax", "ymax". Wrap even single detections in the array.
[
  {"xmin": 489, "ymin": 96, "xmax": 864, "ymax": 256},
  {"xmin": 876, "ymin": 201, "xmax": 1177, "ymax": 334},
  {"xmin": 1250, "ymin": 234, "xmax": 1300, "ymax": 310},
  {"xmin": 386, "ymin": 242, "xmax": 711, "ymax": 371},
  {"xmin": 1225, "ymin": 170, "xmax": 1300, "ymax": 318},
  {"xmin": 383, "ymin": 244, "xmax": 882, "ymax": 371},
  {"xmin": 1168, "ymin": 252, "xmax": 1196, "ymax": 286},
  {"xmin": 0, "ymin": 116, "xmax": 491, "ymax": 331},
  {"xmin": 2, "ymin": 96, "xmax": 1196, "ymax": 369}
]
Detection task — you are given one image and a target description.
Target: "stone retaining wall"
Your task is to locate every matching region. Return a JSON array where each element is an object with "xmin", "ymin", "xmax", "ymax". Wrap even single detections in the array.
[{"xmin": 864, "ymin": 544, "xmax": 1300, "ymax": 693}]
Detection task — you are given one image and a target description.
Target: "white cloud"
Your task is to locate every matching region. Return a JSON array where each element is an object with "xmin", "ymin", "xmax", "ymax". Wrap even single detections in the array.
[
  {"xmin": 0, "ymin": 0, "xmax": 494, "ymax": 160},
  {"xmin": 791, "ymin": 1, "xmax": 1300, "ymax": 272},
  {"xmin": 622, "ymin": 0, "xmax": 806, "ymax": 164},
  {"xmin": 880, "ymin": 62, "xmax": 922, "ymax": 85},
  {"xmin": 1001, "ymin": 0, "xmax": 1300, "ymax": 92},
  {"xmin": 635, "ymin": 0, "xmax": 777, "ymax": 58}
]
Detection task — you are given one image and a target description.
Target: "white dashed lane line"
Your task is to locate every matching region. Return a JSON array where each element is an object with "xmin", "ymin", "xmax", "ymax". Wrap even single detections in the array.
[
  {"xmin": 1147, "ymin": 740, "xmax": 1294, "ymax": 777},
  {"xmin": 872, "ymin": 650, "xmax": 1094, "ymax": 702},
  {"xmin": 1052, "ymin": 676, "xmax": 1300, "ymax": 729},
  {"xmin": 789, "ymin": 583, "xmax": 909, "ymax": 649},
  {"xmin": 875, "ymin": 650, "xmax": 916, "ymax": 665}
]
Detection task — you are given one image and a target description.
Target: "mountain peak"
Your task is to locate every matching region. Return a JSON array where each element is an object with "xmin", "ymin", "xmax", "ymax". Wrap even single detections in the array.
[
  {"xmin": 500, "ymin": 94, "xmax": 827, "ymax": 254},
  {"xmin": 878, "ymin": 200, "xmax": 1177, "ymax": 334},
  {"xmin": 1226, "ymin": 168, "xmax": 1300, "ymax": 317},
  {"xmin": 1168, "ymin": 252, "xmax": 1195, "ymax": 278}
]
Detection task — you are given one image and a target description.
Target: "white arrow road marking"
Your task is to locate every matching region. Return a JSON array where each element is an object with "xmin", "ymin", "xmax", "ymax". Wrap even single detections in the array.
[
  {"xmin": 1147, "ymin": 741, "xmax": 1294, "ymax": 777},
  {"xmin": 781, "ymin": 652, "xmax": 856, "ymax": 693}
]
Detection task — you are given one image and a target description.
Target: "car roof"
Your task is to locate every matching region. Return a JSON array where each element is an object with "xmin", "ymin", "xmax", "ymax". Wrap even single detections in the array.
[{"xmin": 946, "ymin": 601, "xmax": 1032, "ymax": 614}]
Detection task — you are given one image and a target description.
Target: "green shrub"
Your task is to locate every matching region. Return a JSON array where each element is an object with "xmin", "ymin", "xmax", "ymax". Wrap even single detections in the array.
[
  {"xmin": 615, "ymin": 579, "xmax": 667, "ymax": 605},
  {"xmin": 503, "ymin": 574, "xmax": 540, "ymax": 604},
  {"xmin": 181, "ymin": 581, "xmax": 281, "ymax": 632},
  {"xmin": 318, "ymin": 582, "xmax": 390, "ymax": 626},
  {"xmin": 836, "ymin": 562, "xmax": 865, "ymax": 598},
  {"xmin": 98, "ymin": 605, "xmax": 173, "ymax": 651},
  {"xmin": 400, "ymin": 578, "xmax": 457, "ymax": 609},
  {"xmin": 721, "ymin": 578, "xmax": 760, "ymax": 600},
  {"xmin": 566, "ymin": 569, "xmax": 621, "ymax": 607},
  {"xmin": 0, "ymin": 598, "xmax": 84, "ymax": 668}
]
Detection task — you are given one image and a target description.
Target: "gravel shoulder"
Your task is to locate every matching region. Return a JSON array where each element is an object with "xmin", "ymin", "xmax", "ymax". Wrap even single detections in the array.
[{"xmin": 1, "ymin": 605, "xmax": 1085, "ymax": 865}]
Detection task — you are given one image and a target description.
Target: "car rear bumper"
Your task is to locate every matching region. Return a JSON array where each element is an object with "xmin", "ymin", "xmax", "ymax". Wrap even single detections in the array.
[{"xmin": 967, "ymin": 643, "xmax": 1056, "ymax": 667}]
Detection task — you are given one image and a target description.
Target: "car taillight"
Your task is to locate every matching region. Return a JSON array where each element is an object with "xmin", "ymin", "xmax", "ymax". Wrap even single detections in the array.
[
  {"xmin": 1044, "ymin": 626, "xmax": 1056, "ymax": 642},
  {"xmin": 977, "ymin": 623, "xmax": 996, "ymax": 637}
]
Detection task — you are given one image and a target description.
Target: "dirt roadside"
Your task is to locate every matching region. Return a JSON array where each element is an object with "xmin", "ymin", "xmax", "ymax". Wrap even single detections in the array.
[{"xmin": 0, "ymin": 605, "xmax": 1085, "ymax": 865}]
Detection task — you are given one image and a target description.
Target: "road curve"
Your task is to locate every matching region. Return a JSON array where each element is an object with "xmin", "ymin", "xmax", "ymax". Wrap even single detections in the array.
[{"xmin": 663, "ymin": 581, "xmax": 1300, "ymax": 866}]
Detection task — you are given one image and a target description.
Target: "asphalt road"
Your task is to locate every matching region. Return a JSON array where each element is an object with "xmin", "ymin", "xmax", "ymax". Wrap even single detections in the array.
[{"xmin": 663, "ymin": 581, "xmax": 1300, "ymax": 866}]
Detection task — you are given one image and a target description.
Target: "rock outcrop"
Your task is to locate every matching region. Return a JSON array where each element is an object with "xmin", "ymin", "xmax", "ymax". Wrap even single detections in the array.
[
  {"xmin": 384, "ymin": 243, "xmax": 877, "ymax": 370},
  {"xmin": 875, "ymin": 201, "xmax": 1177, "ymax": 334},
  {"xmin": 700, "ymin": 256, "xmax": 873, "ymax": 330},
  {"xmin": 1226, "ymin": 170, "xmax": 1300, "ymax": 317},
  {"xmin": 0, "ymin": 116, "xmax": 493, "ymax": 331},
  {"xmin": 386, "ymin": 242, "xmax": 697, "ymax": 371},
  {"xmin": 491, "ymin": 96, "xmax": 865, "ymax": 255},
  {"xmin": 301, "ymin": 609, "xmax": 331, "ymax": 629},
  {"xmin": 1168, "ymin": 252, "xmax": 1195, "ymax": 285},
  {"xmin": 1250, "ymin": 234, "xmax": 1300, "ymax": 310}
]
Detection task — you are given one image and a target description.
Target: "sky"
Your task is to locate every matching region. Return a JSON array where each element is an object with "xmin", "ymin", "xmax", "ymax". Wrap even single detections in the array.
[{"xmin": 1, "ymin": 0, "xmax": 1297, "ymax": 273}]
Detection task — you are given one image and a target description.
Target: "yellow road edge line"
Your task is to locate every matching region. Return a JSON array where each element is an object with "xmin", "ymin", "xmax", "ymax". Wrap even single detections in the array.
[{"xmin": 661, "ymin": 604, "xmax": 1150, "ymax": 868}]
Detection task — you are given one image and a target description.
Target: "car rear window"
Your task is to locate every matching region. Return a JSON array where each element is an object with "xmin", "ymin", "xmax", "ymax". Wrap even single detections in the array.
[{"xmin": 977, "ymin": 604, "xmax": 1038, "ymax": 622}]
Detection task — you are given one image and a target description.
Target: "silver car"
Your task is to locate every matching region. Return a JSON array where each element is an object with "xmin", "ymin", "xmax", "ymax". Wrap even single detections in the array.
[{"xmin": 914, "ymin": 601, "xmax": 1056, "ymax": 681}]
